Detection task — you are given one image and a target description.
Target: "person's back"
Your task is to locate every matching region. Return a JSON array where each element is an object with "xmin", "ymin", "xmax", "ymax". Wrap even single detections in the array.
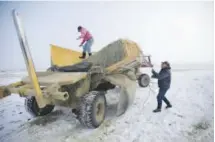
[{"xmin": 79, "ymin": 27, "xmax": 92, "ymax": 42}]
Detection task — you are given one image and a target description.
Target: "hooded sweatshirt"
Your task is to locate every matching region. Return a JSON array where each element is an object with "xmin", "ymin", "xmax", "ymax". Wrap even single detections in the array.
[
  {"xmin": 79, "ymin": 27, "xmax": 93, "ymax": 45},
  {"xmin": 152, "ymin": 67, "xmax": 171, "ymax": 89}
]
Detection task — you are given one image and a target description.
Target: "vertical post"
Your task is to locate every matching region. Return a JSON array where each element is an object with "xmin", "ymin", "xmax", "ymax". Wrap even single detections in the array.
[
  {"xmin": 148, "ymin": 56, "xmax": 151, "ymax": 64},
  {"xmin": 12, "ymin": 9, "xmax": 46, "ymax": 108}
]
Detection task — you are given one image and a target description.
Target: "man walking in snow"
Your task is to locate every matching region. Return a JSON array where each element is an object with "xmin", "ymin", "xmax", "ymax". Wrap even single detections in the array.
[
  {"xmin": 76, "ymin": 26, "xmax": 94, "ymax": 59},
  {"xmin": 151, "ymin": 61, "xmax": 172, "ymax": 113}
]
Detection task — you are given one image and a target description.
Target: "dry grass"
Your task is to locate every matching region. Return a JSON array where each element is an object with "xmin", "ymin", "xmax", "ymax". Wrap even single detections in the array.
[{"xmin": 193, "ymin": 121, "xmax": 210, "ymax": 131}]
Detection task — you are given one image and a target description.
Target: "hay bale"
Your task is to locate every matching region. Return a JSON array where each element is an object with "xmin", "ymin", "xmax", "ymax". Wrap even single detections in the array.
[{"xmin": 0, "ymin": 87, "xmax": 11, "ymax": 98}]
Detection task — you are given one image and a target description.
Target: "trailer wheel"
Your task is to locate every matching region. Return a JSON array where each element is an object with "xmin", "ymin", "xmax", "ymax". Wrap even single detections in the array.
[
  {"xmin": 77, "ymin": 91, "xmax": 106, "ymax": 128},
  {"xmin": 138, "ymin": 74, "xmax": 150, "ymax": 87},
  {"xmin": 25, "ymin": 96, "xmax": 54, "ymax": 116}
]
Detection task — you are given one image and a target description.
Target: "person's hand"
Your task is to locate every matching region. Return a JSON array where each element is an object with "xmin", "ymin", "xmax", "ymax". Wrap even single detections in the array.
[
  {"xmin": 151, "ymin": 68, "xmax": 155, "ymax": 73},
  {"xmin": 79, "ymin": 44, "xmax": 83, "ymax": 47},
  {"xmin": 151, "ymin": 74, "xmax": 156, "ymax": 78}
]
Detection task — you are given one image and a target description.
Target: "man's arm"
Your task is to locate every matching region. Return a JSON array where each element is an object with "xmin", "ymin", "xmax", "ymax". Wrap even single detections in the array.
[
  {"xmin": 151, "ymin": 69, "xmax": 170, "ymax": 80},
  {"xmin": 80, "ymin": 38, "xmax": 86, "ymax": 46},
  {"xmin": 151, "ymin": 69, "xmax": 159, "ymax": 78},
  {"xmin": 79, "ymin": 30, "xmax": 87, "ymax": 46},
  {"xmin": 77, "ymin": 36, "xmax": 86, "ymax": 46}
]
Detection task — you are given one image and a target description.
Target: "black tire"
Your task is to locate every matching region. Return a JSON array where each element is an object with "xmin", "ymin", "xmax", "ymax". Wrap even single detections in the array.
[
  {"xmin": 77, "ymin": 91, "xmax": 106, "ymax": 128},
  {"xmin": 138, "ymin": 74, "xmax": 150, "ymax": 87},
  {"xmin": 25, "ymin": 96, "xmax": 55, "ymax": 116}
]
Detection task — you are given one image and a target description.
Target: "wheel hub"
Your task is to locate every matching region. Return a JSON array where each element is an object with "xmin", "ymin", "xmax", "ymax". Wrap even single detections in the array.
[
  {"xmin": 141, "ymin": 76, "xmax": 149, "ymax": 86},
  {"xmin": 95, "ymin": 101, "xmax": 105, "ymax": 122}
]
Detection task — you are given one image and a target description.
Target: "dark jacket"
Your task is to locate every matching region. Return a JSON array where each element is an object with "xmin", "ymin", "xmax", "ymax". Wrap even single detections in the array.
[{"xmin": 152, "ymin": 67, "xmax": 171, "ymax": 89}]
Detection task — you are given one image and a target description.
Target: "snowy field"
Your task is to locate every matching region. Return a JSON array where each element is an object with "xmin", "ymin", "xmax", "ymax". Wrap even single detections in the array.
[{"xmin": 0, "ymin": 65, "xmax": 214, "ymax": 142}]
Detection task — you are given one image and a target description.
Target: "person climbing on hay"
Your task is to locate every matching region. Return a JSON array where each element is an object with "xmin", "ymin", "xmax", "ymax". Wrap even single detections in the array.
[
  {"xmin": 151, "ymin": 61, "xmax": 172, "ymax": 113},
  {"xmin": 76, "ymin": 26, "xmax": 94, "ymax": 59}
]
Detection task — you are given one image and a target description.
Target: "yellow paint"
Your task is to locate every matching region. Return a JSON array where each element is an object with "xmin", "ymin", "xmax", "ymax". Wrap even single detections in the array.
[
  {"xmin": 27, "ymin": 59, "xmax": 46, "ymax": 108},
  {"xmin": 8, "ymin": 81, "xmax": 24, "ymax": 87},
  {"xmin": 50, "ymin": 44, "xmax": 83, "ymax": 66}
]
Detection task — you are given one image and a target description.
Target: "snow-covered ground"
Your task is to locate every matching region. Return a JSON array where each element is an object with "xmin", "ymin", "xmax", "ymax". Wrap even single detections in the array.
[{"xmin": 0, "ymin": 66, "xmax": 214, "ymax": 142}]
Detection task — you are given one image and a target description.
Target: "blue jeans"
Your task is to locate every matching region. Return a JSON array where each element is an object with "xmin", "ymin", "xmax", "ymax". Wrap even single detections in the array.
[
  {"xmin": 83, "ymin": 38, "xmax": 94, "ymax": 53},
  {"xmin": 157, "ymin": 88, "xmax": 171, "ymax": 109}
]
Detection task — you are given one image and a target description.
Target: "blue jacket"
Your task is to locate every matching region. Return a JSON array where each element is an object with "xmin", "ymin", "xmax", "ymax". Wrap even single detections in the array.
[{"xmin": 152, "ymin": 67, "xmax": 171, "ymax": 89}]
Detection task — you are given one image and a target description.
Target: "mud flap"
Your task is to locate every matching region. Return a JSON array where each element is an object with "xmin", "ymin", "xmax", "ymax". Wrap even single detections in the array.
[{"xmin": 105, "ymin": 74, "xmax": 137, "ymax": 116}]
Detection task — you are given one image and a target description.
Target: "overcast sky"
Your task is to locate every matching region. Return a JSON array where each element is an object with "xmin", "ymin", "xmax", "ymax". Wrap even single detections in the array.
[{"xmin": 0, "ymin": 1, "xmax": 213, "ymax": 70}]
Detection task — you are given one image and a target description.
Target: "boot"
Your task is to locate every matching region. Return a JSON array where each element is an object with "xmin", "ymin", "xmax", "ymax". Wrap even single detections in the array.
[
  {"xmin": 166, "ymin": 104, "xmax": 172, "ymax": 109},
  {"xmin": 153, "ymin": 102, "xmax": 162, "ymax": 113},
  {"xmin": 153, "ymin": 108, "xmax": 161, "ymax": 113},
  {"xmin": 89, "ymin": 53, "xmax": 92, "ymax": 56},
  {"xmin": 79, "ymin": 52, "xmax": 86, "ymax": 59}
]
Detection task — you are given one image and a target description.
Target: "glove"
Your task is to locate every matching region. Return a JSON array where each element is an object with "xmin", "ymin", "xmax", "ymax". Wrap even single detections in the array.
[
  {"xmin": 151, "ymin": 69, "xmax": 155, "ymax": 73},
  {"xmin": 151, "ymin": 74, "xmax": 156, "ymax": 78}
]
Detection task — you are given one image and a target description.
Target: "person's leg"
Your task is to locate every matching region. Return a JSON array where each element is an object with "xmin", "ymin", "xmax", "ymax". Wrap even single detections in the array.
[
  {"xmin": 80, "ymin": 38, "xmax": 93, "ymax": 58},
  {"xmin": 161, "ymin": 88, "xmax": 172, "ymax": 108},
  {"xmin": 79, "ymin": 43, "xmax": 87, "ymax": 59},
  {"xmin": 163, "ymin": 96, "xmax": 172, "ymax": 108},
  {"xmin": 153, "ymin": 88, "xmax": 167, "ymax": 113},
  {"xmin": 87, "ymin": 38, "xmax": 93, "ymax": 56},
  {"xmin": 163, "ymin": 96, "xmax": 171, "ymax": 107},
  {"xmin": 157, "ymin": 90, "xmax": 163, "ymax": 108}
]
